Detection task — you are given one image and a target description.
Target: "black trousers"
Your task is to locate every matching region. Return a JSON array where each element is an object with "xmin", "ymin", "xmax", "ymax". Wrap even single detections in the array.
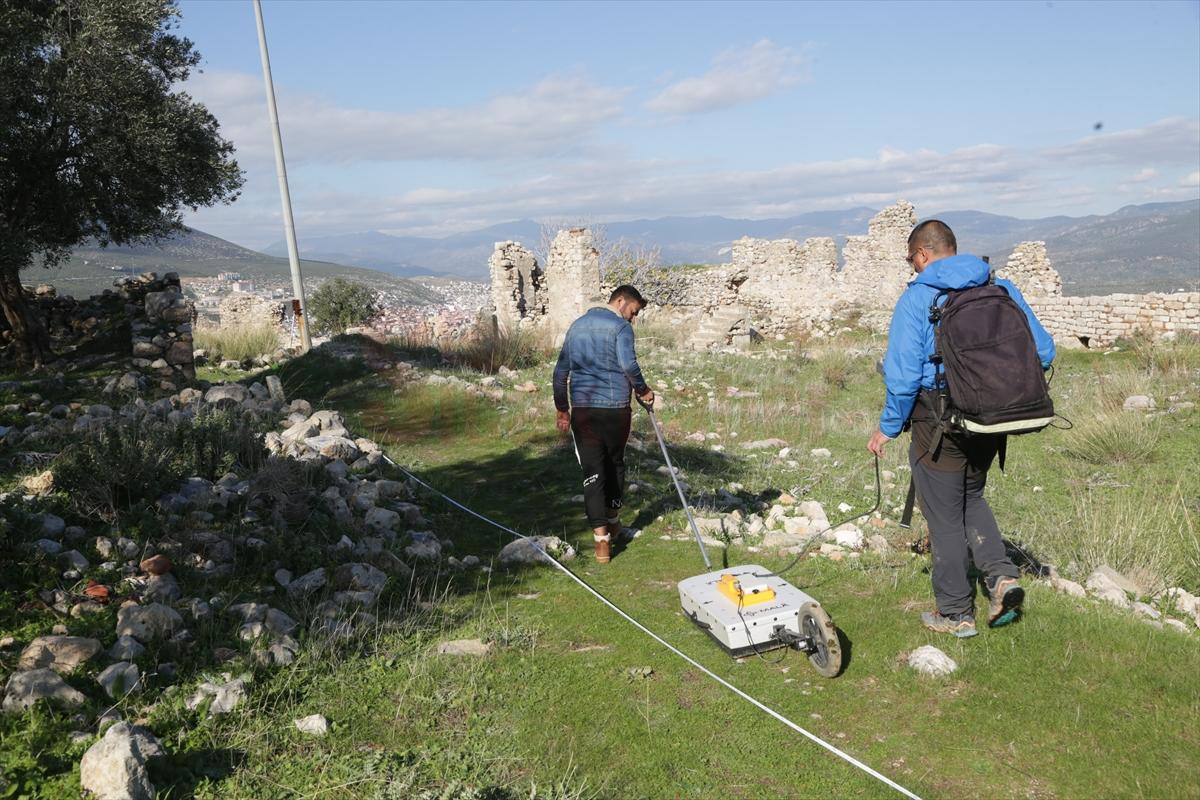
[{"xmin": 570, "ymin": 406, "xmax": 631, "ymax": 529}]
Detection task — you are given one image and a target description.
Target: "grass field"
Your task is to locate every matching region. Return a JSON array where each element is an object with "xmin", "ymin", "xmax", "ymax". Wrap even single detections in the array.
[
  {"xmin": 3, "ymin": 329, "xmax": 1197, "ymax": 799},
  {"xmin": 176, "ymin": 331, "xmax": 1200, "ymax": 799}
]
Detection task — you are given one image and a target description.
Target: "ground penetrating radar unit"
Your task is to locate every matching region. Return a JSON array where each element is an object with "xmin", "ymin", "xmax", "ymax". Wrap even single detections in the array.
[{"xmin": 677, "ymin": 564, "xmax": 842, "ymax": 677}]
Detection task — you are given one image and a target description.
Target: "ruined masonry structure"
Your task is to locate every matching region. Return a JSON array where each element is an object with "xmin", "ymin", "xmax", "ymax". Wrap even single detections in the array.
[
  {"xmin": 217, "ymin": 294, "xmax": 286, "ymax": 331},
  {"xmin": 120, "ymin": 273, "xmax": 196, "ymax": 388},
  {"xmin": 488, "ymin": 200, "xmax": 1199, "ymax": 350},
  {"xmin": 545, "ymin": 228, "xmax": 601, "ymax": 336},
  {"xmin": 997, "ymin": 241, "xmax": 1062, "ymax": 297},
  {"xmin": 488, "ymin": 241, "xmax": 544, "ymax": 329}
]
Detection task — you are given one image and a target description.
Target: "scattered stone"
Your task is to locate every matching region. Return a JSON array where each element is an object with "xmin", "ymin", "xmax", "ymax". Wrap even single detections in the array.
[
  {"xmin": 437, "ymin": 639, "xmax": 491, "ymax": 656},
  {"xmin": 1121, "ymin": 395, "xmax": 1155, "ymax": 412},
  {"xmin": 142, "ymin": 573, "xmax": 181, "ymax": 604},
  {"xmin": 79, "ymin": 722, "xmax": 164, "ymax": 800},
  {"xmin": 40, "ymin": 514, "xmax": 66, "ymax": 539},
  {"xmin": 294, "ymin": 714, "xmax": 329, "ymax": 736},
  {"xmin": 287, "ymin": 568, "xmax": 327, "ymax": 600},
  {"xmin": 186, "ymin": 674, "xmax": 250, "ymax": 716},
  {"xmin": 139, "ymin": 554, "xmax": 172, "ymax": 575},
  {"xmin": 810, "ymin": 448, "xmax": 832, "ymax": 458},
  {"xmin": 499, "ymin": 536, "xmax": 576, "ymax": 566},
  {"xmin": 741, "ymin": 438, "xmax": 788, "ymax": 450},
  {"xmin": 20, "ymin": 470, "xmax": 55, "ymax": 495},
  {"xmin": 1131, "ymin": 602, "xmax": 1161, "ymax": 620},
  {"xmin": 1050, "ymin": 575, "xmax": 1087, "ymax": 598},
  {"xmin": 17, "ymin": 636, "xmax": 102, "ymax": 674},
  {"xmin": 906, "ymin": 645, "xmax": 957, "ymax": 677},
  {"xmin": 97, "ymin": 662, "xmax": 141, "ymax": 699},
  {"xmin": 116, "ymin": 604, "xmax": 183, "ymax": 642},
  {"xmin": 108, "ymin": 636, "xmax": 147, "ymax": 661},
  {"xmin": 3, "ymin": 669, "xmax": 87, "ymax": 713}
]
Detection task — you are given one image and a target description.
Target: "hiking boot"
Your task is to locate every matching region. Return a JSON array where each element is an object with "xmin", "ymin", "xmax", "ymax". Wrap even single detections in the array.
[
  {"xmin": 986, "ymin": 576, "xmax": 1024, "ymax": 628},
  {"xmin": 920, "ymin": 611, "xmax": 978, "ymax": 638},
  {"xmin": 594, "ymin": 535, "xmax": 611, "ymax": 564}
]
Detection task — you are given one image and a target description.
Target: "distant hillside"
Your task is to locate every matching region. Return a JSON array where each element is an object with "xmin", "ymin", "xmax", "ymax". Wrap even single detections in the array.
[
  {"xmin": 266, "ymin": 201, "xmax": 1198, "ymax": 295},
  {"xmin": 23, "ymin": 228, "xmax": 445, "ymax": 304}
]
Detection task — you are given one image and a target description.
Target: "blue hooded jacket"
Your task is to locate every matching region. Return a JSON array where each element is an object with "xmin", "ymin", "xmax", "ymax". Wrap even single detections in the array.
[{"xmin": 878, "ymin": 254, "xmax": 1056, "ymax": 438}]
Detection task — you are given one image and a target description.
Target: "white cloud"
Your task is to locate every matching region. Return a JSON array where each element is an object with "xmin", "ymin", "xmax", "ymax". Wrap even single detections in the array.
[
  {"xmin": 185, "ymin": 116, "xmax": 1200, "ymax": 246},
  {"xmin": 184, "ymin": 70, "xmax": 629, "ymax": 164},
  {"xmin": 1126, "ymin": 168, "xmax": 1159, "ymax": 184},
  {"xmin": 645, "ymin": 39, "xmax": 810, "ymax": 115},
  {"xmin": 1041, "ymin": 117, "xmax": 1200, "ymax": 166}
]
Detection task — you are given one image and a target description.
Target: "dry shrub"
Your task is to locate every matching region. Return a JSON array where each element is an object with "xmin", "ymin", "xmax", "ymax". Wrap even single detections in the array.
[
  {"xmin": 195, "ymin": 322, "xmax": 279, "ymax": 364},
  {"xmin": 1063, "ymin": 412, "xmax": 1162, "ymax": 465}
]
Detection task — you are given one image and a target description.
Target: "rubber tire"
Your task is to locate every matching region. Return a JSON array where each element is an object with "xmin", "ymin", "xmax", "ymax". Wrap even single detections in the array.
[{"xmin": 799, "ymin": 602, "xmax": 843, "ymax": 678}]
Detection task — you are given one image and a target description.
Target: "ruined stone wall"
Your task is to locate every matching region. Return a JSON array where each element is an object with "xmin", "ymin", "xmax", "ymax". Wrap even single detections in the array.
[
  {"xmin": 1029, "ymin": 292, "xmax": 1200, "ymax": 347},
  {"xmin": 841, "ymin": 200, "xmax": 916, "ymax": 330},
  {"xmin": 117, "ymin": 272, "xmax": 197, "ymax": 390},
  {"xmin": 997, "ymin": 241, "xmax": 1062, "ymax": 297},
  {"xmin": 545, "ymin": 228, "xmax": 601, "ymax": 337},
  {"xmin": 488, "ymin": 241, "xmax": 545, "ymax": 328},
  {"xmin": 217, "ymin": 293, "xmax": 286, "ymax": 331}
]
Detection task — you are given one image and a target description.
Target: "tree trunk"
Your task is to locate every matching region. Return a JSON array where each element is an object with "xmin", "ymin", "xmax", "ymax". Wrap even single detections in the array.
[{"xmin": 0, "ymin": 268, "xmax": 53, "ymax": 368}]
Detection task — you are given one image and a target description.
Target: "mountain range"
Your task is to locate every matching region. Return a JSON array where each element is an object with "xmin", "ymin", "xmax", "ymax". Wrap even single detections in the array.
[
  {"xmin": 26, "ymin": 228, "xmax": 443, "ymax": 304},
  {"xmin": 265, "ymin": 200, "xmax": 1200, "ymax": 295}
]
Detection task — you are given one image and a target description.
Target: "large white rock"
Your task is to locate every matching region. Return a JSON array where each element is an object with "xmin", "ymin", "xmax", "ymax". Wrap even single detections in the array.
[
  {"xmin": 907, "ymin": 645, "xmax": 957, "ymax": 677},
  {"xmin": 294, "ymin": 714, "xmax": 329, "ymax": 736},
  {"xmin": 2, "ymin": 669, "xmax": 87, "ymax": 713},
  {"xmin": 204, "ymin": 384, "xmax": 250, "ymax": 405},
  {"xmin": 97, "ymin": 662, "xmax": 141, "ymax": 699},
  {"xmin": 17, "ymin": 635, "xmax": 102, "ymax": 674},
  {"xmin": 79, "ymin": 722, "xmax": 164, "ymax": 800},
  {"xmin": 364, "ymin": 506, "xmax": 401, "ymax": 533},
  {"xmin": 1156, "ymin": 587, "xmax": 1200, "ymax": 617},
  {"xmin": 498, "ymin": 536, "xmax": 575, "ymax": 566},
  {"xmin": 115, "ymin": 604, "xmax": 183, "ymax": 642},
  {"xmin": 1085, "ymin": 567, "xmax": 1133, "ymax": 607},
  {"xmin": 437, "ymin": 639, "xmax": 491, "ymax": 656}
]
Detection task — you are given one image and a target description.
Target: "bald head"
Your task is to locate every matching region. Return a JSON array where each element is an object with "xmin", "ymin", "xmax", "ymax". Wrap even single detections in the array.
[{"xmin": 908, "ymin": 220, "xmax": 957, "ymax": 257}]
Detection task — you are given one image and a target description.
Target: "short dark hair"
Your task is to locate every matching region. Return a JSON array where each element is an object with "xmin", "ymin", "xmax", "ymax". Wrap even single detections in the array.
[
  {"xmin": 908, "ymin": 220, "xmax": 957, "ymax": 255},
  {"xmin": 609, "ymin": 284, "xmax": 646, "ymax": 308}
]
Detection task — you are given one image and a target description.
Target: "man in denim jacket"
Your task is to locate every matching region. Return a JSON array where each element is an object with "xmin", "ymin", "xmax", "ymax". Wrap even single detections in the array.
[
  {"xmin": 553, "ymin": 285, "xmax": 655, "ymax": 563},
  {"xmin": 867, "ymin": 220, "xmax": 1055, "ymax": 638}
]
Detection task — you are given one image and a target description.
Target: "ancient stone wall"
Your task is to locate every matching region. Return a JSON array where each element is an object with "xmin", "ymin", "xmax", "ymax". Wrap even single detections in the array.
[
  {"xmin": 997, "ymin": 241, "xmax": 1062, "ymax": 297},
  {"xmin": 486, "ymin": 200, "xmax": 1197, "ymax": 352},
  {"xmin": 544, "ymin": 228, "xmax": 601, "ymax": 337},
  {"xmin": 488, "ymin": 241, "xmax": 545, "ymax": 329},
  {"xmin": 119, "ymin": 273, "xmax": 197, "ymax": 389},
  {"xmin": 217, "ymin": 293, "xmax": 286, "ymax": 331},
  {"xmin": 1028, "ymin": 292, "xmax": 1200, "ymax": 347}
]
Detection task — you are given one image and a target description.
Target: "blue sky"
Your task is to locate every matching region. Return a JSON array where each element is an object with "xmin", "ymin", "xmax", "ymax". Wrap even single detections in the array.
[{"xmin": 176, "ymin": 0, "xmax": 1200, "ymax": 249}]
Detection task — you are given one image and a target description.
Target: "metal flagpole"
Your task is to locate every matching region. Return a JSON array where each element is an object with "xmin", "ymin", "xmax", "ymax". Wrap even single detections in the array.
[{"xmin": 253, "ymin": 0, "xmax": 311, "ymax": 352}]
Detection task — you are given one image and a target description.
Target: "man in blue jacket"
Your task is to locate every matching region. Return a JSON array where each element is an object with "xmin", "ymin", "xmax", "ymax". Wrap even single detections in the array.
[
  {"xmin": 554, "ymin": 285, "xmax": 655, "ymax": 564},
  {"xmin": 867, "ymin": 220, "xmax": 1055, "ymax": 638}
]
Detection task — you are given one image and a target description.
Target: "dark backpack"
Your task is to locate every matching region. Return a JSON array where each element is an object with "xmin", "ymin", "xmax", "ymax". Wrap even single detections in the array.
[
  {"xmin": 928, "ymin": 278, "xmax": 1054, "ymax": 436},
  {"xmin": 898, "ymin": 277, "xmax": 1055, "ymax": 530}
]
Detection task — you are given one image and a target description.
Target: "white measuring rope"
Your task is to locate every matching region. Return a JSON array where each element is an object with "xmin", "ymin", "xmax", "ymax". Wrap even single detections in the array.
[{"xmin": 381, "ymin": 453, "xmax": 923, "ymax": 800}]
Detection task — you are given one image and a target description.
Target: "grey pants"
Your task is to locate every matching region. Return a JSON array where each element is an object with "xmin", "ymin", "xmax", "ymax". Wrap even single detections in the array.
[{"xmin": 909, "ymin": 435, "xmax": 1019, "ymax": 618}]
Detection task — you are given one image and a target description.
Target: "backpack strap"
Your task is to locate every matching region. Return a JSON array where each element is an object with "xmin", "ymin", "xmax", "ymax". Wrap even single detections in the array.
[{"xmin": 900, "ymin": 476, "xmax": 918, "ymax": 528}]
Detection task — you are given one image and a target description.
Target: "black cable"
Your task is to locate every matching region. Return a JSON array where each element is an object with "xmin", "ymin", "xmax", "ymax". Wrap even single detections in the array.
[
  {"xmin": 752, "ymin": 455, "xmax": 883, "ymax": 580},
  {"xmin": 735, "ymin": 583, "xmax": 788, "ymax": 664}
]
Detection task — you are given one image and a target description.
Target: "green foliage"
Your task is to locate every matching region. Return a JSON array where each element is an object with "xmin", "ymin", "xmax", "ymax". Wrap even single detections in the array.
[
  {"xmin": 52, "ymin": 407, "xmax": 267, "ymax": 520},
  {"xmin": 194, "ymin": 323, "xmax": 280, "ymax": 364},
  {"xmin": 307, "ymin": 278, "xmax": 382, "ymax": 336},
  {"xmin": 0, "ymin": 0, "xmax": 242, "ymax": 363}
]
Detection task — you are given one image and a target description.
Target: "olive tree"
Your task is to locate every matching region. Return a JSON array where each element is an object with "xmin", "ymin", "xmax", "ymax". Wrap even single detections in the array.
[
  {"xmin": 307, "ymin": 277, "xmax": 381, "ymax": 336},
  {"xmin": 0, "ymin": 0, "xmax": 243, "ymax": 366}
]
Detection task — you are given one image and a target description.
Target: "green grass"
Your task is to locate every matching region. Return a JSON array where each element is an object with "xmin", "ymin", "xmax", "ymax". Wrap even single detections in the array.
[
  {"xmin": 168, "ymin": 333, "xmax": 1198, "ymax": 799},
  {"xmin": 3, "ymin": 331, "xmax": 1198, "ymax": 799}
]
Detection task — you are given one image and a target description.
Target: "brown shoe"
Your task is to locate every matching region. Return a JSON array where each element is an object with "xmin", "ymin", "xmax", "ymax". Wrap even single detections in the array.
[{"xmin": 594, "ymin": 535, "xmax": 611, "ymax": 564}]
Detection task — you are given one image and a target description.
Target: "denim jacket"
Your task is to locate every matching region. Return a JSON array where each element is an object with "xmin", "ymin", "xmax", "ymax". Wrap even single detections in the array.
[{"xmin": 553, "ymin": 306, "xmax": 649, "ymax": 410}]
